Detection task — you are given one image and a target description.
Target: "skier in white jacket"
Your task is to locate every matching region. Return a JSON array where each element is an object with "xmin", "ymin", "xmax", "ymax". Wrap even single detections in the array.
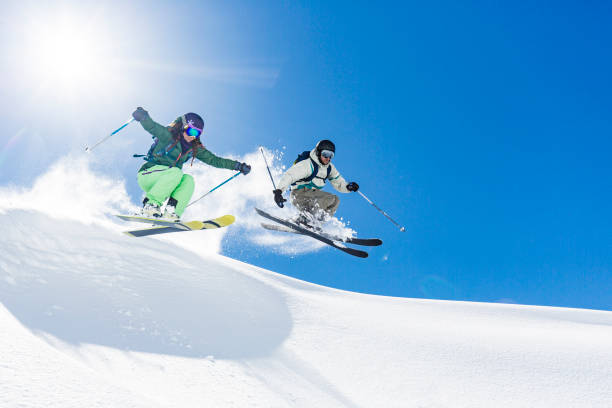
[{"xmin": 273, "ymin": 140, "xmax": 359, "ymax": 226}]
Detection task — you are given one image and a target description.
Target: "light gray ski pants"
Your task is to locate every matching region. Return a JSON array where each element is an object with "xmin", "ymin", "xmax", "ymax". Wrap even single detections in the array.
[{"xmin": 290, "ymin": 188, "xmax": 340, "ymax": 219}]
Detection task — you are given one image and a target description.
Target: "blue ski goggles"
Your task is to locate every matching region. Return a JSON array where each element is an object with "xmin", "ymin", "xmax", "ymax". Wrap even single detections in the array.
[
  {"xmin": 320, "ymin": 149, "xmax": 334, "ymax": 159},
  {"xmin": 184, "ymin": 125, "xmax": 202, "ymax": 138}
]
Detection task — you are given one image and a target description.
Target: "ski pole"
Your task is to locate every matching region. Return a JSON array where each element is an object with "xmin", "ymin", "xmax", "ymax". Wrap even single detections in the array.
[
  {"xmin": 259, "ymin": 146, "xmax": 278, "ymax": 190},
  {"xmin": 357, "ymin": 190, "xmax": 406, "ymax": 232},
  {"xmin": 186, "ymin": 171, "xmax": 242, "ymax": 208},
  {"xmin": 85, "ymin": 118, "xmax": 135, "ymax": 153}
]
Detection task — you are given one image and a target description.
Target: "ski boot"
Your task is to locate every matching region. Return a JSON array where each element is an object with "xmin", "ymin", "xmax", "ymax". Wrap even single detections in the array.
[
  {"xmin": 162, "ymin": 197, "xmax": 180, "ymax": 221},
  {"xmin": 141, "ymin": 198, "xmax": 162, "ymax": 218},
  {"xmin": 292, "ymin": 212, "xmax": 322, "ymax": 232}
]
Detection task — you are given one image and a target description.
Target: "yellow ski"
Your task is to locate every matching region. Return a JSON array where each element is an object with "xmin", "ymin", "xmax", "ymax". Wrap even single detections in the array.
[{"xmin": 120, "ymin": 215, "xmax": 235, "ymax": 237}]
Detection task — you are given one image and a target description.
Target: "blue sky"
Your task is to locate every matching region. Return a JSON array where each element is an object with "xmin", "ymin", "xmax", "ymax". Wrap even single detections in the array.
[{"xmin": 1, "ymin": 1, "xmax": 610, "ymax": 310}]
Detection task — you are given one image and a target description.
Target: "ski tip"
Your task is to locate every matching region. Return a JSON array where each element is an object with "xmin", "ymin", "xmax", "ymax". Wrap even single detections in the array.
[
  {"xmin": 221, "ymin": 214, "xmax": 236, "ymax": 224},
  {"xmin": 186, "ymin": 215, "xmax": 236, "ymax": 230},
  {"xmin": 209, "ymin": 214, "xmax": 235, "ymax": 227},
  {"xmin": 352, "ymin": 250, "xmax": 369, "ymax": 258}
]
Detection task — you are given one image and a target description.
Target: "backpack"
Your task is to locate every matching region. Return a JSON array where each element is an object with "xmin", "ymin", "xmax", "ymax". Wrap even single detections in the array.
[
  {"xmin": 134, "ymin": 137, "xmax": 195, "ymax": 167},
  {"xmin": 293, "ymin": 150, "xmax": 331, "ymax": 184}
]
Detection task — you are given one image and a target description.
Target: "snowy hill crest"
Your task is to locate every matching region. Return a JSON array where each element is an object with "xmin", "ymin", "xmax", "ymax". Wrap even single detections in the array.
[{"xmin": 1, "ymin": 159, "xmax": 612, "ymax": 407}]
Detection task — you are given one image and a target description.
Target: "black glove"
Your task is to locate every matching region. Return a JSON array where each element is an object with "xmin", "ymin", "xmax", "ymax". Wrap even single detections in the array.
[
  {"xmin": 346, "ymin": 181, "xmax": 359, "ymax": 192},
  {"xmin": 132, "ymin": 107, "xmax": 148, "ymax": 122},
  {"xmin": 234, "ymin": 162, "xmax": 251, "ymax": 175},
  {"xmin": 273, "ymin": 189, "xmax": 287, "ymax": 208}
]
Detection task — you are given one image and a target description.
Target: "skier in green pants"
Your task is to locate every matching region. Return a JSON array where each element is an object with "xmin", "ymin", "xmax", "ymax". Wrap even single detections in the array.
[{"xmin": 132, "ymin": 107, "xmax": 251, "ymax": 220}]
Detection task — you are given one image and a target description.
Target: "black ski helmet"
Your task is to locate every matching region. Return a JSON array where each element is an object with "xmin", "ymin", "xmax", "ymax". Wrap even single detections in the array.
[
  {"xmin": 180, "ymin": 112, "xmax": 205, "ymax": 131},
  {"xmin": 316, "ymin": 139, "xmax": 335, "ymax": 157}
]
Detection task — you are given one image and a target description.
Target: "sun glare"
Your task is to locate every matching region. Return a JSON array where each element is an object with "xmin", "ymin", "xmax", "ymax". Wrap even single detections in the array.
[
  {"xmin": 23, "ymin": 10, "xmax": 115, "ymax": 97},
  {"xmin": 38, "ymin": 24, "xmax": 97, "ymax": 83}
]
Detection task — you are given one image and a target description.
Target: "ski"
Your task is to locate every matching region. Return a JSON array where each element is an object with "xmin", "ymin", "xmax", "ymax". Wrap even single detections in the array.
[
  {"xmin": 255, "ymin": 208, "xmax": 369, "ymax": 258},
  {"xmin": 115, "ymin": 214, "xmax": 192, "ymax": 230},
  {"xmin": 119, "ymin": 215, "xmax": 235, "ymax": 237},
  {"xmin": 261, "ymin": 223, "xmax": 382, "ymax": 246}
]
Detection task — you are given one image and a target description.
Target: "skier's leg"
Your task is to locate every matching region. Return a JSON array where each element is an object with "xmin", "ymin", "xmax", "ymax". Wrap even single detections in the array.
[
  {"xmin": 137, "ymin": 166, "xmax": 184, "ymax": 206},
  {"xmin": 311, "ymin": 190, "xmax": 340, "ymax": 218},
  {"xmin": 290, "ymin": 188, "xmax": 316, "ymax": 214},
  {"xmin": 291, "ymin": 188, "xmax": 339, "ymax": 216},
  {"xmin": 290, "ymin": 188, "xmax": 339, "ymax": 226},
  {"xmin": 289, "ymin": 189, "xmax": 316, "ymax": 226},
  {"xmin": 169, "ymin": 174, "xmax": 195, "ymax": 217}
]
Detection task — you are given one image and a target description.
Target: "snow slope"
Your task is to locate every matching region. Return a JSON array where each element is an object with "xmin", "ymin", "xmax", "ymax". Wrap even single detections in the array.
[
  {"xmin": 1, "ymin": 158, "xmax": 612, "ymax": 407},
  {"xmin": 2, "ymin": 210, "xmax": 612, "ymax": 407}
]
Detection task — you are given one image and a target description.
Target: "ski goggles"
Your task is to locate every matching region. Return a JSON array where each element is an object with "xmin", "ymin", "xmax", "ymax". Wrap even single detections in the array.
[
  {"xmin": 184, "ymin": 125, "xmax": 202, "ymax": 138},
  {"xmin": 320, "ymin": 149, "xmax": 334, "ymax": 159}
]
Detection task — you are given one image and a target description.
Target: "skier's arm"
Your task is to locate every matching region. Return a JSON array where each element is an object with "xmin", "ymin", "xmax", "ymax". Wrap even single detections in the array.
[
  {"xmin": 195, "ymin": 148, "xmax": 239, "ymax": 170},
  {"xmin": 276, "ymin": 161, "xmax": 314, "ymax": 192},
  {"xmin": 328, "ymin": 165, "xmax": 350, "ymax": 193},
  {"xmin": 139, "ymin": 113, "xmax": 173, "ymax": 145}
]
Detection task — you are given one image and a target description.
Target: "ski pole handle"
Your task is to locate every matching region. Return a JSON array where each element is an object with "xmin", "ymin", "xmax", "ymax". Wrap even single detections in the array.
[
  {"xmin": 357, "ymin": 190, "xmax": 406, "ymax": 232},
  {"xmin": 186, "ymin": 171, "xmax": 242, "ymax": 208},
  {"xmin": 85, "ymin": 118, "xmax": 135, "ymax": 153},
  {"xmin": 259, "ymin": 146, "xmax": 278, "ymax": 190}
]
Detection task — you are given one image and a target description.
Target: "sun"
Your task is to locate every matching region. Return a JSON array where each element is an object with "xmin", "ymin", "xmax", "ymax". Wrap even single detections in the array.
[
  {"xmin": 22, "ymin": 8, "xmax": 116, "ymax": 97},
  {"xmin": 37, "ymin": 22, "xmax": 98, "ymax": 84}
]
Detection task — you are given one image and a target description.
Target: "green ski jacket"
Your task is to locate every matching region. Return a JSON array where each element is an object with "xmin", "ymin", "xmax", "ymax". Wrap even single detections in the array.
[{"xmin": 137, "ymin": 113, "xmax": 238, "ymax": 172}]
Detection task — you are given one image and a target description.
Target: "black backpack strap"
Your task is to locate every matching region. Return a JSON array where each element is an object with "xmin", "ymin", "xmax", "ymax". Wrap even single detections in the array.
[
  {"xmin": 296, "ymin": 158, "xmax": 319, "ymax": 183},
  {"xmin": 311, "ymin": 159, "xmax": 331, "ymax": 181},
  {"xmin": 297, "ymin": 158, "xmax": 332, "ymax": 183},
  {"xmin": 133, "ymin": 137, "xmax": 159, "ymax": 161},
  {"xmin": 292, "ymin": 151, "xmax": 331, "ymax": 185}
]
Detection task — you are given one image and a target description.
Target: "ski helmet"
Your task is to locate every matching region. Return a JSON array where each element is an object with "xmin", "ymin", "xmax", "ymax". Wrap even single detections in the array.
[
  {"xmin": 181, "ymin": 112, "xmax": 205, "ymax": 131},
  {"xmin": 316, "ymin": 139, "xmax": 335, "ymax": 157}
]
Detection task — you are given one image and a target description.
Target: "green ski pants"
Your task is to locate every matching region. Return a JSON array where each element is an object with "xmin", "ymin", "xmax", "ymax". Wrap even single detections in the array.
[{"xmin": 137, "ymin": 165, "xmax": 194, "ymax": 216}]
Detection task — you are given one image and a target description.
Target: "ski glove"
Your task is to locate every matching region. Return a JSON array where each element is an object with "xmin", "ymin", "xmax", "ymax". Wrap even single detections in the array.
[
  {"xmin": 273, "ymin": 189, "xmax": 287, "ymax": 208},
  {"xmin": 347, "ymin": 182, "xmax": 359, "ymax": 192},
  {"xmin": 234, "ymin": 162, "xmax": 251, "ymax": 175},
  {"xmin": 132, "ymin": 107, "xmax": 148, "ymax": 122}
]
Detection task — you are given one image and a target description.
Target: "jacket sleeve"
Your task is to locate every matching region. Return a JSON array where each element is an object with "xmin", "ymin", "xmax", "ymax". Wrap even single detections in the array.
[
  {"xmin": 276, "ymin": 160, "xmax": 314, "ymax": 192},
  {"xmin": 328, "ymin": 165, "xmax": 350, "ymax": 193},
  {"xmin": 195, "ymin": 148, "xmax": 239, "ymax": 170},
  {"xmin": 139, "ymin": 114, "xmax": 173, "ymax": 144}
]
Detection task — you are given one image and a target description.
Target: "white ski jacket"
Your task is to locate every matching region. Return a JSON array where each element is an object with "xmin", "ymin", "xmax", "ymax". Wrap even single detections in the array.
[{"xmin": 277, "ymin": 148, "xmax": 350, "ymax": 193}]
